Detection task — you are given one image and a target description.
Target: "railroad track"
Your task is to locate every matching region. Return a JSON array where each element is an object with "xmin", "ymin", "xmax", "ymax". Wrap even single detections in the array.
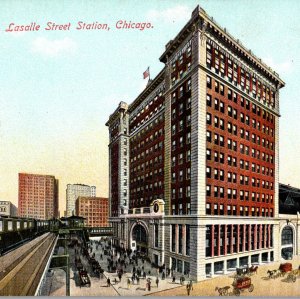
[{"xmin": 0, "ymin": 232, "xmax": 57, "ymax": 296}]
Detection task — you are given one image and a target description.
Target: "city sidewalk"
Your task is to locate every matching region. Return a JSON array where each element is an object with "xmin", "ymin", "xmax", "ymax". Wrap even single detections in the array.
[
  {"xmin": 153, "ymin": 255, "xmax": 300, "ymax": 297},
  {"xmin": 48, "ymin": 238, "xmax": 184, "ymax": 296},
  {"xmin": 47, "ymin": 238, "xmax": 300, "ymax": 297}
]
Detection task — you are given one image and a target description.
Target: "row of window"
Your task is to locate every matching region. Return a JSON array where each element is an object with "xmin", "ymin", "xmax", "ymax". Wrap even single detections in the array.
[
  {"xmin": 171, "ymin": 46, "xmax": 192, "ymax": 71},
  {"xmin": 171, "ymin": 203, "xmax": 191, "ymax": 215},
  {"xmin": 207, "ymin": 112, "xmax": 274, "ymax": 149},
  {"xmin": 172, "ymin": 168, "xmax": 191, "ymax": 182},
  {"xmin": 171, "ymin": 79, "xmax": 191, "ymax": 101},
  {"xmin": 206, "ymin": 167, "xmax": 274, "ymax": 185},
  {"xmin": 207, "ymin": 203, "xmax": 273, "ymax": 218},
  {"xmin": 130, "ymin": 91, "xmax": 164, "ymax": 125},
  {"xmin": 172, "ymin": 186, "xmax": 191, "ymax": 199},
  {"xmin": 206, "ymin": 43, "xmax": 275, "ymax": 107},
  {"xmin": 207, "ymin": 131, "xmax": 274, "ymax": 163},
  {"xmin": 205, "ymin": 223, "xmax": 273, "ymax": 257},
  {"xmin": 206, "ymin": 185, "xmax": 274, "ymax": 202},
  {"xmin": 131, "ymin": 181, "xmax": 163, "ymax": 192},
  {"xmin": 207, "ymin": 95, "xmax": 275, "ymax": 137},
  {"xmin": 171, "ymin": 224, "xmax": 190, "ymax": 255},
  {"xmin": 171, "ymin": 98, "xmax": 191, "ymax": 119},
  {"xmin": 130, "ymin": 114, "xmax": 164, "ymax": 142},
  {"xmin": 130, "ymin": 155, "xmax": 163, "ymax": 172},
  {"xmin": 207, "ymin": 148, "xmax": 275, "ymax": 175},
  {"xmin": 171, "ymin": 62, "xmax": 192, "ymax": 83},
  {"xmin": 172, "ymin": 150, "xmax": 191, "ymax": 166}
]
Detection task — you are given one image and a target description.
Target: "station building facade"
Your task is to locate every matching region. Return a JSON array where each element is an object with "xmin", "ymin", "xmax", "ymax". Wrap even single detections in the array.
[{"xmin": 106, "ymin": 6, "xmax": 285, "ymax": 281}]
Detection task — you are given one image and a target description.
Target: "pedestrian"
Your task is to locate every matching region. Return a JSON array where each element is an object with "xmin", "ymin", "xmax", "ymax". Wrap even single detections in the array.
[
  {"xmin": 143, "ymin": 271, "xmax": 146, "ymax": 279},
  {"xmin": 148, "ymin": 281, "xmax": 151, "ymax": 291},
  {"xmin": 127, "ymin": 278, "xmax": 131, "ymax": 289},
  {"xmin": 189, "ymin": 279, "xmax": 193, "ymax": 290},
  {"xmin": 156, "ymin": 277, "xmax": 159, "ymax": 288},
  {"xmin": 172, "ymin": 275, "xmax": 176, "ymax": 283},
  {"xmin": 162, "ymin": 271, "xmax": 165, "ymax": 280},
  {"xmin": 137, "ymin": 276, "xmax": 140, "ymax": 285},
  {"xmin": 186, "ymin": 282, "xmax": 191, "ymax": 296},
  {"xmin": 107, "ymin": 277, "xmax": 111, "ymax": 287}
]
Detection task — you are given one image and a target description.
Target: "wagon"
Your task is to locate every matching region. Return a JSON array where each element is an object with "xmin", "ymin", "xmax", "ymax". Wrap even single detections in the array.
[
  {"xmin": 232, "ymin": 276, "xmax": 254, "ymax": 296},
  {"xmin": 279, "ymin": 263, "xmax": 292, "ymax": 273}
]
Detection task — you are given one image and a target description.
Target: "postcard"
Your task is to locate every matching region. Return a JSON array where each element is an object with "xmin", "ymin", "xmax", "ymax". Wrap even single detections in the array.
[{"xmin": 0, "ymin": 0, "xmax": 299, "ymax": 297}]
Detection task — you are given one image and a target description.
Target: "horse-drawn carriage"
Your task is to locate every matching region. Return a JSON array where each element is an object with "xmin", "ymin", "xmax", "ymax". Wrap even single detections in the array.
[
  {"xmin": 79, "ymin": 270, "xmax": 91, "ymax": 287},
  {"xmin": 267, "ymin": 263, "xmax": 293, "ymax": 280},
  {"xmin": 279, "ymin": 263, "xmax": 300, "ymax": 283},
  {"xmin": 215, "ymin": 276, "xmax": 254, "ymax": 296},
  {"xmin": 232, "ymin": 276, "xmax": 254, "ymax": 296},
  {"xmin": 90, "ymin": 258, "xmax": 104, "ymax": 277}
]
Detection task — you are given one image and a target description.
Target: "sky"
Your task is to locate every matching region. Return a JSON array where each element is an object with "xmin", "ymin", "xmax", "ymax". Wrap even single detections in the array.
[{"xmin": 0, "ymin": 0, "xmax": 299, "ymax": 215}]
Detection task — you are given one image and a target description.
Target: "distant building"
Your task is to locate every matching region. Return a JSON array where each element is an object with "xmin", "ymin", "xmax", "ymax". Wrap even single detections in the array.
[
  {"xmin": 66, "ymin": 184, "xmax": 96, "ymax": 216},
  {"xmin": 76, "ymin": 196, "xmax": 109, "ymax": 227},
  {"xmin": 18, "ymin": 173, "xmax": 59, "ymax": 220},
  {"xmin": 0, "ymin": 201, "xmax": 18, "ymax": 217}
]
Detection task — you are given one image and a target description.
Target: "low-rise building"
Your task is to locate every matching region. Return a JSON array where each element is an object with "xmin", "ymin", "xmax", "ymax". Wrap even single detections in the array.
[
  {"xmin": 0, "ymin": 201, "xmax": 18, "ymax": 216},
  {"xmin": 76, "ymin": 196, "xmax": 109, "ymax": 227}
]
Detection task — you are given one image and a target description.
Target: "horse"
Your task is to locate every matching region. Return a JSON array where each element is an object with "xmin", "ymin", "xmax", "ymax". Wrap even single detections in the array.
[
  {"xmin": 249, "ymin": 265, "xmax": 258, "ymax": 275},
  {"xmin": 215, "ymin": 286, "xmax": 230, "ymax": 296},
  {"xmin": 267, "ymin": 270, "xmax": 276, "ymax": 279},
  {"xmin": 267, "ymin": 269, "xmax": 281, "ymax": 279}
]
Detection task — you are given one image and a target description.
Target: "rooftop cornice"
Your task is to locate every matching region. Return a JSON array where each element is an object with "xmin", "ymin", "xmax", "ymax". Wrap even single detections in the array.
[{"xmin": 160, "ymin": 5, "xmax": 285, "ymax": 88}]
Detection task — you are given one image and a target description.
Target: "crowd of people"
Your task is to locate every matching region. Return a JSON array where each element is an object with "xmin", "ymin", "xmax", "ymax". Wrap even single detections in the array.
[{"xmin": 72, "ymin": 237, "xmax": 193, "ymax": 295}]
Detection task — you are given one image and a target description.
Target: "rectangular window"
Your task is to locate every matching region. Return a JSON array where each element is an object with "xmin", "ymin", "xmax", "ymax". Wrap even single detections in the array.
[
  {"xmin": 172, "ymin": 225, "xmax": 176, "ymax": 252},
  {"xmin": 178, "ymin": 224, "xmax": 183, "ymax": 254},
  {"xmin": 206, "ymin": 131, "xmax": 211, "ymax": 142},
  {"xmin": 154, "ymin": 223, "xmax": 159, "ymax": 247},
  {"xmin": 186, "ymin": 225, "xmax": 190, "ymax": 255},
  {"xmin": 207, "ymin": 76, "xmax": 212, "ymax": 88}
]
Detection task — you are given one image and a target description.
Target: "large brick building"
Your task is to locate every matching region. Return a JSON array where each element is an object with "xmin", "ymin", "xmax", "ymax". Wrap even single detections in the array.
[
  {"xmin": 106, "ymin": 6, "xmax": 285, "ymax": 281},
  {"xmin": 18, "ymin": 173, "xmax": 59, "ymax": 220},
  {"xmin": 75, "ymin": 196, "xmax": 109, "ymax": 227}
]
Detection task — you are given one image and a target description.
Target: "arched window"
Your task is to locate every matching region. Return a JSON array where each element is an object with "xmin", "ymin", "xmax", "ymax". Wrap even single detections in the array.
[
  {"xmin": 132, "ymin": 224, "xmax": 147, "ymax": 243},
  {"xmin": 282, "ymin": 226, "xmax": 293, "ymax": 245}
]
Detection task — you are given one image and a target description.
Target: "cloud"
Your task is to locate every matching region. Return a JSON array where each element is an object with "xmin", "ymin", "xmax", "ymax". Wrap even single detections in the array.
[
  {"xmin": 262, "ymin": 57, "xmax": 294, "ymax": 75},
  {"xmin": 146, "ymin": 5, "xmax": 191, "ymax": 24},
  {"xmin": 31, "ymin": 37, "xmax": 77, "ymax": 57}
]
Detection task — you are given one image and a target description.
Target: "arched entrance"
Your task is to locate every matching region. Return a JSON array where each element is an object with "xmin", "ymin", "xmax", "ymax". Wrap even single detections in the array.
[
  {"xmin": 281, "ymin": 226, "xmax": 294, "ymax": 260},
  {"xmin": 131, "ymin": 222, "xmax": 148, "ymax": 254}
]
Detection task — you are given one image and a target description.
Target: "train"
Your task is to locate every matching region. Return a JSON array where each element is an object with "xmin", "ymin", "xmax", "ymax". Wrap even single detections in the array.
[{"xmin": 0, "ymin": 215, "xmax": 51, "ymax": 255}]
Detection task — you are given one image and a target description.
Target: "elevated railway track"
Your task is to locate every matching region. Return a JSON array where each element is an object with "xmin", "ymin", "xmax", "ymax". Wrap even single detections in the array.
[{"xmin": 0, "ymin": 232, "xmax": 57, "ymax": 296}]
